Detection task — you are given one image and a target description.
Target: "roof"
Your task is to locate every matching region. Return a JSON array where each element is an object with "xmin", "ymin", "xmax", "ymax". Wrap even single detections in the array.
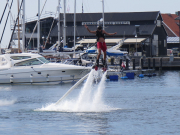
[
  {"xmin": 161, "ymin": 14, "xmax": 180, "ymax": 37},
  {"xmin": 77, "ymin": 39, "xmax": 96, "ymax": 44},
  {"xmin": 50, "ymin": 25, "xmax": 156, "ymax": 37},
  {"xmin": 167, "ymin": 37, "xmax": 180, "ymax": 43},
  {"xmin": 124, "ymin": 38, "xmax": 146, "ymax": 44},
  {"xmin": 62, "ymin": 11, "xmax": 160, "ymax": 22},
  {"xmin": 77, "ymin": 38, "xmax": 123, "ymax": 44}
]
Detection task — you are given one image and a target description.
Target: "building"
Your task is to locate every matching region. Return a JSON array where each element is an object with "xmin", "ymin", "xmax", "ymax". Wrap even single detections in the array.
[
  {"xmin": 49, "ymin": 11, "xmax": 167, "ymax": 57},
  {"xmin": 161, "ymin": 12, "xmax": 180, "ymax": 52},
  {"xmin": 24, "ymin": 11, "xmax": 168, "ymax": 57},
  {"xmin": 13, "ymin": 16, "xmax": 57, "ymax": 50}
]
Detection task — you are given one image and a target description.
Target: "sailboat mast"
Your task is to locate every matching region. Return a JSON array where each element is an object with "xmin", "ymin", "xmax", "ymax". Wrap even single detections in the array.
[
  {"xmin": 58, "ymin": 0, "xmax": 61, "ymax": 47},
  {"xmin": 102, "ymin": 0, "xmax": 105, "ymax": 30},
  {"xmin": 17, "ymin": 0, "xmax": 21, "ymax": 52},
  {"xmin": 37, "ymin": 0, "xmax": 40, "ymax": 53},
  {"xmin": 63, "ymin": 0, "xmax": 66, "ymax": 48},
  {"xmin": 73, "ymin": 0, "xmax": 76, "ymax": 57},
  {"xmin": 22, "ymin": 0, "xmax": 25, "ymax": 52}
]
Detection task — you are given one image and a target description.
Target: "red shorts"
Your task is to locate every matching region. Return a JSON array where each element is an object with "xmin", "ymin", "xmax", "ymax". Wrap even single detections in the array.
[{"xmin": 97, "ymin": 42, "xmax": 107, "ymax": 52}]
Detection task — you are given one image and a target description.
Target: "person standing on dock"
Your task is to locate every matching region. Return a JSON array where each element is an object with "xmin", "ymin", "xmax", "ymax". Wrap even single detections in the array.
[{"xmin": 84, "ymin": 24, "xmax": 117, "ymax": 69}]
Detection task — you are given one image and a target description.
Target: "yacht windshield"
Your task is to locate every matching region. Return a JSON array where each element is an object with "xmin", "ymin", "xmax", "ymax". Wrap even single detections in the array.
[
  {"xmin": 14, "ymin": 58, "xmax": 43, "ymax": 66},
  {"xmin": 10, "ymin": 56, "xmax": 31, "ymax": 60},
  {"xmin": 37, "ymin": 57, "xmax": 50, "ymax": 64}
]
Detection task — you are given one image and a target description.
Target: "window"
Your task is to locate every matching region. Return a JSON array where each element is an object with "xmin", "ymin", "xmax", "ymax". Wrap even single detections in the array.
[
  {"xmin": 157, "ymin": 20, "xmax": 161, "ymax": 27},
  {"xmin": 10, "ymin": 56, "xmax": 31, "ymax": 60},
  {"xmin": 37, "ymin": 57, "xmax": 50, "ymax": 64},
  {"xmin": 1, "ymin": 57, "xmax": 7, "ymax": 66},
  {"xmin": 164, "ymin": 40, "xmax": 167, "ymax": 47},
  {"xmin": 14, "ymin": 58, "xmax": 43, "ymax": 66}
]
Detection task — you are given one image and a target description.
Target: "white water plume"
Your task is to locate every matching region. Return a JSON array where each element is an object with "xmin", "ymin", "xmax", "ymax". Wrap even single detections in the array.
[
  {"xmin": 36, "ymin": 69, "xmax": 117, "ymax": 112},
  {"xmin": 0, "ymin": 99, "xmax": 16, "ymax": 106}
]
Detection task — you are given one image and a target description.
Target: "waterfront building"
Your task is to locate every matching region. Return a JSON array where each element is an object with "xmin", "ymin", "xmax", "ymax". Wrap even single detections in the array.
[
  {"xmin": 161, "ymin": 11, "xmax": 180, "ymax": 54},
  {"xmin": 23, "ymin": 11, "xmax": 168, "ymax": 57}
]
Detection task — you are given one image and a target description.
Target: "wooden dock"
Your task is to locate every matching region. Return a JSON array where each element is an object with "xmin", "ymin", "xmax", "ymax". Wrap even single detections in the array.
[
  {"xmin": 109, "ymin": 56, "xmax": 180, "ymax": 70},
  {"xmin": 133, "ymin": 56, "xmax": 180, "ymax": 70}
]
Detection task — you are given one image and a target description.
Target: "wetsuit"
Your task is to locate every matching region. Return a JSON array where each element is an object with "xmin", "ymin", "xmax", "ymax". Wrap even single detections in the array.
[{"xmin": 96, "ymin": 30, "xmax": 107, "ymax": 52}]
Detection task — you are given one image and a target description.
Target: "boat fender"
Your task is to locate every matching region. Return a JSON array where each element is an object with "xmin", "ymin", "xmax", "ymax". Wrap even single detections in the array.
[
  {"xmin": 46, "ymin": 74, "xmax": 49, "ymax": 82},
  {"xmin": 138, "ymin": 74, "xmax": 144, "ymax": 78},
  {"xmin": 121, "ymin": 76, "xmax": 128, "ymax": 79},
  {"xmin": 10, "ymin": 75, "xmax": 13, "ymax": 83},
  {"xmin": 30, "ymin": 74, "xmax": 33, "ymax": 83}
]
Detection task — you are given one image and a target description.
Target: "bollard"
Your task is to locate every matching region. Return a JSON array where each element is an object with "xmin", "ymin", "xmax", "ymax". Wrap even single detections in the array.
[
  {"xmin": 141, "ymin": 58, "xmax": 143, "ymax": 69},
  {"xmin": 153, "ymin": 58, "xmax": 155, "ymax": 69},
  {"xmin": 126, "ymin": 59, "xmax": 129, "ymax": 70},
  {"xmin": 148, "ymin": 58, "xmax": 151, "ymax": 69},
  {"xmin": 111, "ymin": 57, "xmax": 114, "ymax": 65},
  {"xmin": 133, "ymin": 59, "xmax": 135, "ymax": 70}
]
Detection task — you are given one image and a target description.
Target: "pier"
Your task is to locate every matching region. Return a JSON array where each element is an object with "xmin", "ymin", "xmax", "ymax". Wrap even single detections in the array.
[
  {"xmin": 109, "ymin": 56, "xmax": 180, "ymax": 71},
  {"xmin": 131, "ymin": 56, "xmax": 180, "ymax": 70}
]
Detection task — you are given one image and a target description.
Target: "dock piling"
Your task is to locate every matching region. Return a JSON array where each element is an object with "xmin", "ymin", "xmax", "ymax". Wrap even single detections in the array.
[
  {"xmin": 120, "ymin": 59, "xmax": 122, "ymax": 66},
  {"xmin": 133, "ymin": 59, "xmax": 135, "ymax": 70},
  {"xmin": 141, "ymin": 58, "xmax": 144, "ymax": 70},
  {"xmin": 111, "ymin": 57, "xmax": 114, "ymax": 65},
  {"xmin": 153, "ymin": 58, "xmax": 155, "ymax": 69},
  {"xmin": 159, "ymin": 57, "xmax": 162, "ymax": 70},
  {"xmin": 126, "ymin": 59, "xmax": 129, "ymax": 70},
  {"xmin": 148, "ymin": 58, "xmax": 151, "ymax": 69}
]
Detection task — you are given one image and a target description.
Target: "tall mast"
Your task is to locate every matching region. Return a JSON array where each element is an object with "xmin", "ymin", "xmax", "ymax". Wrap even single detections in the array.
[
  {"xmin": 63, "ymin": 0, "xmax": 66, "ymax": 47},
  {"xmin": 22, "ymin": 0, "xmax": 25, "ymax": 52},
  {"xmin": 17, "ymin": 0, "xmax": 21, "ymax": 52},
  {"xmin": 58, "ymin": 0, "xmax": 61, "ymax": 47},
  {"xmin": 102, "ymin": 0, "xmax": 104, "ymax": 30},
  {"xmin": 37, "ymin": 0, "xmax": 40, "ymax": 53},
  {"xmin": 82, "ymin": 0, "xmax": 84, "ymax": 13},
  {"xmin": 73, "ymin": 0, "xmax": 76, "ymax": 57}
]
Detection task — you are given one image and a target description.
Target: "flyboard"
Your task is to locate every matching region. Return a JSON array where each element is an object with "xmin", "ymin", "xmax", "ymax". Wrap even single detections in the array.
[
  {"xmin": 55, "ymin": 66, "xmax": 108, "ymax": 105},
  {"xmin": 55, "ymin": 73, "xmax": 89, "ymax": 105},
  {"xmin": 92, "ymin": 63, "xmax": 108, "ymax": 72}
]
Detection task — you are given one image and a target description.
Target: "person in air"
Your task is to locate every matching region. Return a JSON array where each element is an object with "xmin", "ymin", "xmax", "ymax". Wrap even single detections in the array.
[{"xmin": 84, "ymin": 24, "xmax": 117, "ymax": 69}]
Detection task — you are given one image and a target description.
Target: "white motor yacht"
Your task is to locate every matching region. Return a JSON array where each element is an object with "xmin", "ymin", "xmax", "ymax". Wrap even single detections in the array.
[{"xmin": 0, "ymin": 53, "xmax": 91, "ymax": 84}]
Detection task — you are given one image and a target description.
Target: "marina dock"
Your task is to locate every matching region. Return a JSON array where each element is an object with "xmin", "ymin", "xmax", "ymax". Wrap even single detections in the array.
[{"xmin": 109, "ymin": 56, "xmax": 180, "ymax": 70}]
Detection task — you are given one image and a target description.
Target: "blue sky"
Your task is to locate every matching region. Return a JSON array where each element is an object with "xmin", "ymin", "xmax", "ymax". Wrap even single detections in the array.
[{"xmin": 0, "ymin": 0, "xmax": 180, "ymax": 48}]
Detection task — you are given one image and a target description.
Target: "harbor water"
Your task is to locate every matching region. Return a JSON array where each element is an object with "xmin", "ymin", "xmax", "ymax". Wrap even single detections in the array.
[{"xmin": 0, "ymin": 70, "xmax": 180, "ymax": 135}]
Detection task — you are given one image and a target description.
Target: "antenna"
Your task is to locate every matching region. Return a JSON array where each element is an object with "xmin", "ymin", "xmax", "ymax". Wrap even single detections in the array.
[{"xmin": 82, "ymin": 0, "xmax": 84, "ymax": 13}]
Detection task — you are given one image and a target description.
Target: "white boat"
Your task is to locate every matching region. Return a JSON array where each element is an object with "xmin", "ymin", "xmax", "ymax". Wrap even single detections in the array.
[
  {"xmin": 106, "ymin": 40, "xmax": 128, "ymax": 56},
  {"xmin": 0, "ymin": 53, "xmax": 91, "ymax": 84}
]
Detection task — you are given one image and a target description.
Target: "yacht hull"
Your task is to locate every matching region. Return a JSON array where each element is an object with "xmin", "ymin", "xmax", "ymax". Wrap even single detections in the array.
[
  {"xmin": 0, "ymin": 53, "xmax": 91, "ymax": 84},
  {"xmin": 0, "ymin": 66, "xmax": 90, "ymax": 84}
]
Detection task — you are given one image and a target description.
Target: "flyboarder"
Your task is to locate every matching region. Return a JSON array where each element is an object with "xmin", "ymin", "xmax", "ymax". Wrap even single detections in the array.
[{"xmin": 84, "ymin": 24, "xmax": 117, "ymax": 71}]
